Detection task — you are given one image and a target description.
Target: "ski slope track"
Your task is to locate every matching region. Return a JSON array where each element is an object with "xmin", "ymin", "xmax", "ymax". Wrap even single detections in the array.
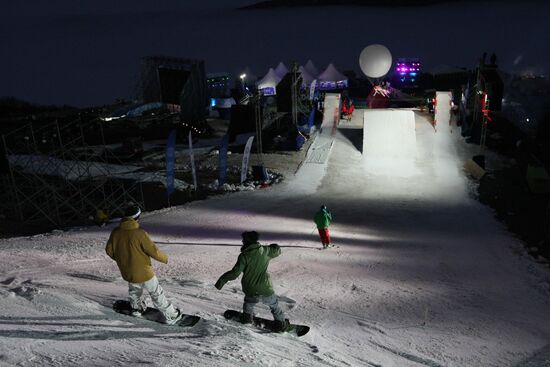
[{"xmin": 1, "ymin": 107, "xmax": 549, "ymax": 367}]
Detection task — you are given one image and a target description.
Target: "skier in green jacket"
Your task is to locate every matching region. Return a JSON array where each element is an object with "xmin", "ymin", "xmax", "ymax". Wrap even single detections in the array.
[
  {"xmin": 314, "ymin": 205, "xmax": 333, "ymax": 248},
  {"xmin": 215, "ymin": 231, "xmax": 289, "ymax": 331}
]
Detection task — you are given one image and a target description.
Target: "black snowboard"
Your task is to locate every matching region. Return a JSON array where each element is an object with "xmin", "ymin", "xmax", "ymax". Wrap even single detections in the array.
[
  {"xmin": 223, "ymin": 309, "xmax": 310, "ymax": 337},
  {"xmin": 113, "ymin": 300, "xmax": 200, "ymax": 327}
]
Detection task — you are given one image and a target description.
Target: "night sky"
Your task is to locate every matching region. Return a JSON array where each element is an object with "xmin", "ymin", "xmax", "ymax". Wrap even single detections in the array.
[{"xmin": 2, "ymin": 0, "xmax": 549, "ymax": 107}]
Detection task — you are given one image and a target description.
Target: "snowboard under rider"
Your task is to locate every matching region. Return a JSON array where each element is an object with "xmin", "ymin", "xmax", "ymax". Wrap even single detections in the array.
[
  {"xmin": 314, "ymin": 205, "xmax": 333, "ymax": 248},
  {"xmin": 215, "ymin": 231, "xmax": 290, "ymax": 332},
  {"xmin": 105, "ymin": 204, "xmax": 183, "ymax": 325}
]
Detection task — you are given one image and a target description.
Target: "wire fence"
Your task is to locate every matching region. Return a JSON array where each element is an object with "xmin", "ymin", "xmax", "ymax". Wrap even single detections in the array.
[{"xmin": 1, "ymin": 115, "xmax": 146, "ymax": 231}]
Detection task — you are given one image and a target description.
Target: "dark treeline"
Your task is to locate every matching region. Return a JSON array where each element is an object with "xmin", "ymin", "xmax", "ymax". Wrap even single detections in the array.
[{"xmin": 0, "ymin": 97, "xmax": 74, "ymax": 116}]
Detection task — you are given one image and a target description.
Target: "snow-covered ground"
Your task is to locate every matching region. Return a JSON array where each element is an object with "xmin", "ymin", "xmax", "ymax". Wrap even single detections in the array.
[{"xmin": 1, "ymin": 108, "xmax": 550, "ymax": 367}]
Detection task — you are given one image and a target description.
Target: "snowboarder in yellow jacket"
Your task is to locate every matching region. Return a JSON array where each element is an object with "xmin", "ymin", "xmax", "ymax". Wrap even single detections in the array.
[{"xmin": 105, "ymin": 204, "xmax": 182, "ymax": 324}]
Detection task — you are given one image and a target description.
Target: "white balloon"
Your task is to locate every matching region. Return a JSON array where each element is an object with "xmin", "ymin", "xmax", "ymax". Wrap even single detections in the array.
[{"xmin": 359, "ymin": 44, "xmax": 393, "ymax": 78}]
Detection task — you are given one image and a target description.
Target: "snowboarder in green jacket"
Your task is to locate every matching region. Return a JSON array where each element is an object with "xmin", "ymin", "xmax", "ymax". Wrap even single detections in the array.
[
  {"xmin": 314, "ymin": 205, "xmax": 333, "ymax": 248},
  {"xmin": 215, "ymin": 231, "xmax": 289, "ymax": 331}
]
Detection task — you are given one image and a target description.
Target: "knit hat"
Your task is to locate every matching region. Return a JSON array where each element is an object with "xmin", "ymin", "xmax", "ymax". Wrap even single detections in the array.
[
  {"xmin": 241, "ymin": 231, "xmax": 259, "ymax": 245},
  {"xmin": 124, "ymin": 204, "xmax": 141, "ymax": 219}
]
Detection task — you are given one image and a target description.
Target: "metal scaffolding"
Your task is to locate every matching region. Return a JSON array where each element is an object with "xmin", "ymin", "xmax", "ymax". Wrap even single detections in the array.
[{"xmin": 1, "ymin": 116, "xmax": 145, "ymax": 230}]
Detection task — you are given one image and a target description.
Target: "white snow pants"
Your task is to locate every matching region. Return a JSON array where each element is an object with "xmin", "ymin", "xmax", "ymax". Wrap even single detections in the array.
[{"xmin": 128, "ymin": 276, "xmax": 178, "ymax": 319}]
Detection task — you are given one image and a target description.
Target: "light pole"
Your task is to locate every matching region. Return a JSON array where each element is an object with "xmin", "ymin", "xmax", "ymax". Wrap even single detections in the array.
[{"xmin": 239, "ymin": 73, "xmax": 246, "ymax": 93}]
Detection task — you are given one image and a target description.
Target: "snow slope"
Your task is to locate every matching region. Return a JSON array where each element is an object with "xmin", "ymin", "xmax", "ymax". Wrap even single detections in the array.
[{"xmin": 1, "ymin": 109, "xmax": 549, "ymax": 367}]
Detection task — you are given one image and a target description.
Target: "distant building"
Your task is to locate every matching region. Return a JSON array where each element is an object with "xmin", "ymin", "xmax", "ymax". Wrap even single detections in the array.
[
  {"xmin": 139, "ymin": 56, "xmax": 208, "ymax": 130},
  {"xmin": 140, "ymin": 56, "xmax": 205, "ymax": 105},
  {"xmin": 207, "ymin": 73, "xmax": 231, "ymax": 98}
]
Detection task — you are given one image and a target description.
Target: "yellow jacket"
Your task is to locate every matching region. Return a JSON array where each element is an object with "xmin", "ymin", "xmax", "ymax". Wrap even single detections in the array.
[{"xmin": 105, "ymin": 218, "xmax": 168, "ymax": 283}]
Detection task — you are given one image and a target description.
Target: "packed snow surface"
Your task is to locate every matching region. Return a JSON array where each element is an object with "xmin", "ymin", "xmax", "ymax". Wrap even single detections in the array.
[
  {"xmin": 1, "ymin": 109, "xmax": 549, "ymax": 367},
  {"xmin": 363, "ymin": 109, "xmax": 417, "ymax": 177}
]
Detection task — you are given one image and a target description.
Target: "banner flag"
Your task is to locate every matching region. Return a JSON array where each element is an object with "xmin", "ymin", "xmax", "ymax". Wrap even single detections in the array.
[
  {"xmin": 188, "ymin": 131, "xmax": 198, "ymax": 190},
  {"xmin": 166, "ymin": 129, "xmax": 176, "ymax": 197},
  {"xmin": 241, "ymin": 135, "xmax": 254, "ymax": 183},
  {"xmin": 309, "ymin": 79, "xmax": 317, "ymax": 100},
  {"xmin": 307, "ymin": 108, "xmax": 315, "ymax": 128},
  {"xmin": 218, "ymin": 133, "xmax": 229, "ymax": 185}
]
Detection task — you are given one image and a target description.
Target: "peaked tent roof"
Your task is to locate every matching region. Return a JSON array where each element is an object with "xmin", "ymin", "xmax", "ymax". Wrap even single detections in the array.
[
  {"xmin": 304, "ymin": 60, "xmax": 320, "ymax": 78},
  {"xmin": 274, "ymin": 62, "xmax": 289, "ymax": 78},
  {"xmin": 257, "ymin": 68, "xmax": 282, "ymax": 90},
  {"xmin": 318, "ymin": 63, "xmax": 347, "ymax": 82},
  {"xmin": 298, "ymin": 66, "xmax": 315, "ymax": 86}
]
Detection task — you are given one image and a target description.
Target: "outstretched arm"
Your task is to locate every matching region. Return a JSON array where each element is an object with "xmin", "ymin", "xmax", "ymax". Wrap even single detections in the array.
[
  {"xmin": 215, "ymin": 255, "xmax": 245, "ymax": 290},
  {"xmin": 267, "ymin": 243, "xmax": 281, "ymax": 258}
]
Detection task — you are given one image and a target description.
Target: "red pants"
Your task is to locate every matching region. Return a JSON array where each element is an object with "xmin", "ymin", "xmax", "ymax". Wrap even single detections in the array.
[{"xmin": 318, "ymin": 228, "xmax": 331, "ymax": 245}]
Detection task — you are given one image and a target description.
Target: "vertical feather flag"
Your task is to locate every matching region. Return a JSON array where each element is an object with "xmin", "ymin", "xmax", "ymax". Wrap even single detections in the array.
[
  {"xmin": 188, "ymin": 131, "xmax": 198, "ymax": 189},
  {"xmin": 241, "ymin": 135, "xmax": 254, "ymax": 183},
  {"xmin": 166, "ymin": 129, "xmax": 176, "ymax": 198},
  {"xmin": 218, "ymin": 133, "xmax": 229, "ymax": 185}
]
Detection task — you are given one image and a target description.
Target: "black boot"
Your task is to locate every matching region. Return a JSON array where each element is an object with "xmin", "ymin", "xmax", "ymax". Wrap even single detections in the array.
[
  {"xmin": 273, "ymin": 319, "xmax": 290, "ymax": 332},
  {"xmin": 240, "ymin": 313, "xmax": 253, "ymax": 324}
]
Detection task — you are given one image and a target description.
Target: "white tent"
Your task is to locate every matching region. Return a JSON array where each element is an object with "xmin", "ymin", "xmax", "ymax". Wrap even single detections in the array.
[
  {"xmin": 318, "ymin": 63, "xmax": 347, "ymax": 82},
  {"xmin": 304, "ymin": 59, "xmax": 320, "ymax": 78},
  {"xmin": 317, "ymin": 63, "xmax": 348, "ymax": 90},
  {"xmin": 298, "ymin": 65, "xmax": 315, "ymax": 86},
  {"xmin": 257, "ymin": 68, "xmax": 282, "ymax": 95},
  {"xmin": 274, "ymin": 62, "xmax": 289, "ymax": 78}
]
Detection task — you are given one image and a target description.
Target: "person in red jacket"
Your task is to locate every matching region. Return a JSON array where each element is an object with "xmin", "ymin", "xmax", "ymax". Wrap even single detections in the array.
[
  {"xmin": 347, "ymin": 100, "xmax": 355, "ymax": 122},
  {"xmin": 341, "ymin": 101, "xmax": 349, "ymax": 119}
]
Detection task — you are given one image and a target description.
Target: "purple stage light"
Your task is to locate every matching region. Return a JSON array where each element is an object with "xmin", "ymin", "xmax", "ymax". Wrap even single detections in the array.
[{"xmin": 394, "ymin": 58, "xmax": 421, "ymax": 85}]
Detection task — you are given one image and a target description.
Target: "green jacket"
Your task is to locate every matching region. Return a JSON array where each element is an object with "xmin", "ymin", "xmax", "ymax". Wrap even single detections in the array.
[
  {"xmin": 105, "ymin": 218, "xmax": 168, "ymax": 283},
  {"xmin": 215, "ymin": 242, "xmax": 281, "ymax": 296},
  {"xmin": 314, "ymin": 208, "xmax": 332, "ymax": 229}
]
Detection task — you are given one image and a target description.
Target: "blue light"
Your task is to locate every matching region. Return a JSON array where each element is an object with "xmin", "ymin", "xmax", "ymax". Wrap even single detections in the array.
[
  {"xmin": 410, "ymin": 72, "xmax": 417, "ymax": 76},
  {"xmin": 210, "ymin": 98, "xmax": 216, "ymax": 107}
]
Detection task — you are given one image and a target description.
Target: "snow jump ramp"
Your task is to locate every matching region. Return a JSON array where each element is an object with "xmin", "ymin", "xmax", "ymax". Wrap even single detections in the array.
[
  {"xmin": 305, "ymin": 93, "xmax": 340, "ymax": 164},
  {"xmin": 363, "ymin": 109, "xmax": 417, "ymax": 176}
]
